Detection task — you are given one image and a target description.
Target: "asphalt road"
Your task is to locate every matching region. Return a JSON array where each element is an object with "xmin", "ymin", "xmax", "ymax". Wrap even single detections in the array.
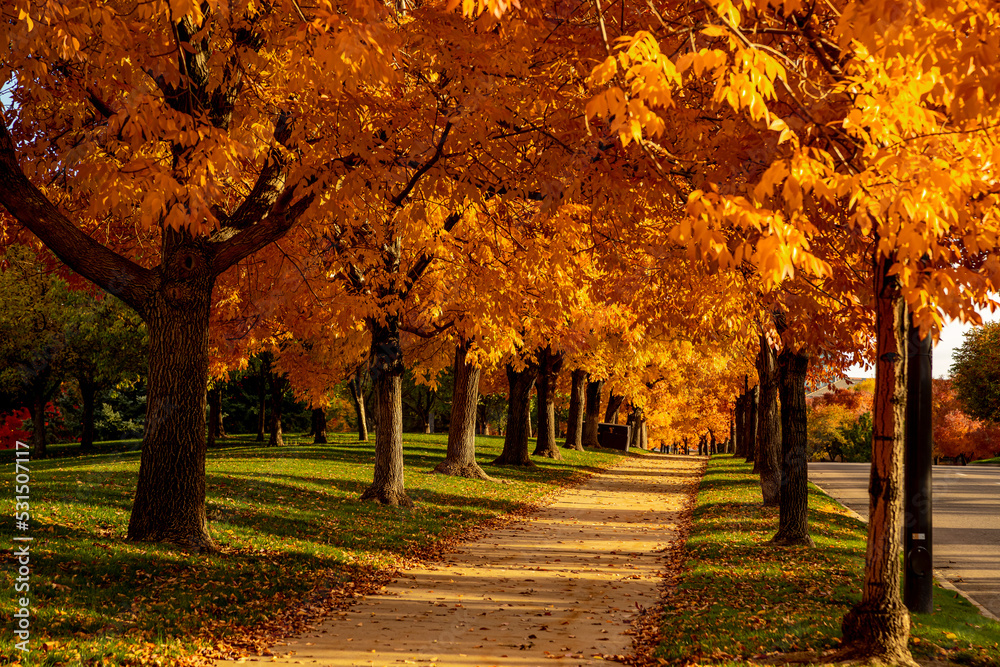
[{"xmin": 809, "ymin": 462, "xmax": 1000, "ymax": 620}]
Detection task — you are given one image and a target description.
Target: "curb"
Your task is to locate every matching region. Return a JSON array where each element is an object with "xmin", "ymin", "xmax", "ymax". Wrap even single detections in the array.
[{"xmin": 808, "ymin": 481, "xmax": 999, "ymax": 623}]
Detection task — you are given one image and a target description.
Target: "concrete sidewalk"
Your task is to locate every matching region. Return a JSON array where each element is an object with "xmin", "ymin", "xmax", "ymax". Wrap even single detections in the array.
[{"xmin": 218, "ymin": 454, "xmax": 704, "ymax": 667}]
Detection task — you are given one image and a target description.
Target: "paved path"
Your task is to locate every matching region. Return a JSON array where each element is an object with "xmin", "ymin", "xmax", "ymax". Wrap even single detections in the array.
[
  {"xmin": 220, "ymin": 454, "xmax": 703, "ymax": 667},
  {"xmin": 809, "ymin": 462, "xmax": 1000, "ymax": 620}
]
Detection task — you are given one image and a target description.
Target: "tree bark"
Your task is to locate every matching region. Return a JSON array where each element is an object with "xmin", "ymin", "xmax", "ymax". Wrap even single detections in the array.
[
  {"xmin": 734, "ymin": 394, "xmax": 746, "ymax": 457},
  {"xmin": 207, "ymin": 386, "xmax": 223, "ymax": 447},
  {"xmin": 349, "ymin": 367, "xmax": 369, "ymax": 442},
  {"xmin": 494, "ymin": 360, "xmax": 538, "ymax": 466},
  {"xmin": 256, "ymin": 361, "xmax": 266, "ymax": 443},
  {"xmin": 435, "ymin": 341, "xmax": 490, "ymax": 479},
  {"xmin": 582, "ymin": 378, "xmax": 604, "ymax": 449},
  {"xmin": 360, "ymin": 316, "xmax": 412, "ymax": 506},
  {"xmin": 563, "ymin": 368, "xmax": 586, "ymax": 450},
  {"xmin": 841, "ymin": 253, "xmax": 915, "ymax": 665},
  {"xmin": 79, "ymin": 375, "xmax": 97, "ymax": 452},
  {"xmin": 267, "ymin": 373, "xmax": 286, "ymax": 447},
  {"xmin": 312, "ymin": 407, "xmax": 328, "ymax": 444},
  {"xmin": 757, "ymin": 336, "xmax": 781, "ymax": 505},
  {"xmin": 533, "ymin": 346, "xmax": 563, "ymax": 459},
  {"xmin": 628, "ymin": 408, "xmax": 643, "ymax": 449},
  {"xmin": 744, "ymin": 385, "xmax": 758, "ymax": 464},
  {"xmin": 729, "ymin": 414, "xmax": 736, "ymax": 454},
  {"xmin": 126, "ymin": 264, "xmax": 216, "ymax": 551},
  {"xmin": 770, "ymin": 346, "xmax": 813, "ymax": 547},
  {"xmin": 605, "ymin": 392, "xmax": 624, "ymax": 424}
]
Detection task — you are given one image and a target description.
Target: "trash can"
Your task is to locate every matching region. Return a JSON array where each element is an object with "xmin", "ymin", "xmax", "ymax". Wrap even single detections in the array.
[{"xmin": 597, "ymin": 423, "xmax": 631, "ymax": 451}]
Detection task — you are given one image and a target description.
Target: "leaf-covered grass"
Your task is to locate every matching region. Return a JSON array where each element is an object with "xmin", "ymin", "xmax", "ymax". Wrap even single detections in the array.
[
  {"xmin": 656, "ymin": 455, "xmax": 1000, "ymax": 666},
  {"xmin": 1, "ymin": 432, "xmax": 626, "ymax": 666}
]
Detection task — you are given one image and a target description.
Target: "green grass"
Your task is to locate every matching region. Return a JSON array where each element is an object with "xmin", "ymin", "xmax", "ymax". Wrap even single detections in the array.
[
  {"xmin": 1, "ymin": 432, "xmax": 626, "ymax": 666},
  {"xmin": 655, "ymin": 455, "xmax": 1000, "ymax": 666},
  {"xmin": 970, "ymin": 456, "xmax": 1000, "ymax": 466}
]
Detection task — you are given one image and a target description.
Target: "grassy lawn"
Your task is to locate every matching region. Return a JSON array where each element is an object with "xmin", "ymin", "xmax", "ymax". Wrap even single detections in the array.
[
  {"xmin": 655, "ymin": 455, "xmax": 1000, "ymax": 666},
  {"xmin": 2, "ymin": 432, "xmax": 626, "ymax": 666},
  {"xmin": 969, "ymin": 457, "xmax": 1000, "ymax": 466}
]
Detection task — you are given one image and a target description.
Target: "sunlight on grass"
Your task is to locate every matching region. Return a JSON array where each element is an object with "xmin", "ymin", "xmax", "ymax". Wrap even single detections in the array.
[
  {"xmin": 1, "ymin": 432, "xmax": 623, "ymax": 666},
  {"xmin": 656, "ymin": 455, "xmax": 1000, "ymax": 666}
]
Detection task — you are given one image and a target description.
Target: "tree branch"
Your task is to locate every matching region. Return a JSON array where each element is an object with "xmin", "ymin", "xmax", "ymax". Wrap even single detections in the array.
[
  {"xmin": 210, "ymin": 184, "xmax": 315, "ymax": 274},
  {"xmin": 0, "ymin": 118, "xmax": 155, "ymax": 311},
  {"xmin": 402, "ymin": 210, "xmax": 463, "ymax": 296},
  {"xmin": 390, "ymin": 121, "xmax": 453, "ymax": 208}
]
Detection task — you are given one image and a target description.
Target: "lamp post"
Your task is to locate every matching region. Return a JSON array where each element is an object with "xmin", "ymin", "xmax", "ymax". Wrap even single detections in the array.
[{"xmin": 904, "ymin": 314, "xmax": 933, "ymax": 613}]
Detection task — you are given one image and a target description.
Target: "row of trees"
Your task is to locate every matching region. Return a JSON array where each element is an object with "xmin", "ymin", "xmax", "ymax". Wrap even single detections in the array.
[
  {"xmin": 3, "ymin": 0, "xmax": 1000, "ymax": 661},
  {"xmin": 0, "ymin": 246, "xmax": 146, "ymax": 455}
]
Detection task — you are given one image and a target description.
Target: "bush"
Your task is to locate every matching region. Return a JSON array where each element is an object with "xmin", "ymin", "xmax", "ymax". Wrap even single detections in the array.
[{"xmin": 94, "ymin": 403, "xmax": 144, "ymax": 440}]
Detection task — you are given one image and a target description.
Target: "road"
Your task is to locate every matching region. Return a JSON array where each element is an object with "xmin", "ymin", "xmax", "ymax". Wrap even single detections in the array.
[{"xmin": 809, "ymin": 463, "xmax": 1000, "ymax": 621}]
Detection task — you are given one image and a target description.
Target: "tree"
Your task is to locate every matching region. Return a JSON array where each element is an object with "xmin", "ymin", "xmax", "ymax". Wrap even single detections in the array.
[
  {"xmin": 840, "ymin": 255, "xmax": 912, "ymax": 663},
  {"xmin": 769, "ymin": 346, "xmax": 813, "ymax": 546},
  {"xmin": 950, "ymin": 323, "xmax": 1000, "ymax": 423},
  {"xmin": 348, "ymin": 367, "xmax": 370, "ymax": 443},
  {"xmin": 65, "ymin": 291, "xmax": 147, "ymax": 452},
  {"xmin": 563, "ymin": 369, "xmax": 587, "ymax": 450},
  {"xmin": 581, "ymin": 378, "xmax": 604, "ymax": 449},
  {"xmin": 434, "ymin": 340, "xmax": 491, "ymax": 479},
  {"xmin": 494, "ymin": 358, "xmax": 539, "ymax": 466},
  {"xmin": 0, "ymin": 245, "xmax": 78, "ymax": 457},
  {"xmin": 0, "ymin": 2, "xmax": 393, "ymax": 549},
  {"xmin": 533, "ymin": 345, "xmax": 564, "ymax": 459},
  {"xmin": 933, "ymin": 378, "xmax": 1000, "ymax": 463},
  {"xmin": 755, "ymin": 334, "xmax": 780, "ymax": 505}
]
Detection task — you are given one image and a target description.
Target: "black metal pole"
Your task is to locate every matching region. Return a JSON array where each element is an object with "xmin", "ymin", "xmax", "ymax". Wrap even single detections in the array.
[{"xmin": 904, "ymin": 313, "xmax": 933, "ymax": 613}]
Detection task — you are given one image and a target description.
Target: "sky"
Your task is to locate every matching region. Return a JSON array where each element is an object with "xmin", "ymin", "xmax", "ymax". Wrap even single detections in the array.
[{"xmin": 847, "ymin": 308, "xmax": 1000, "ymax": 379}]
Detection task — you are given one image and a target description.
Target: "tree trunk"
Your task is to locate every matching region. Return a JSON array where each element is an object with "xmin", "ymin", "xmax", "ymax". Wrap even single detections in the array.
[
  {"xmin": 629, "ymin": 409, "xmax": 643, "ymax": 449},
  {"xmin": 267, "ymin": 373, "xmax": 285, "ymax": 447},
  {"xmin": 757, "ymin": 336, "xmax": 781, "ymax": 505},
  {"xmin": 744, "ymin": 385, "xmax": 758, "ymax": 464},
  {"xmin": 563, "ymin": 369, "xmax": 586, "ymax": 450},
  {"xmin": 841, "ymin": 253, "xmax": 915, "ymax": 665},
  {"xmin": 640, "ymin": 420, "xmax": 647, "ymax": 450},
  {"xmin": 729, "ymin": 414, "xmax": 736, "ymax": 454},
  {"xmin": 435, "ymin": 341, "xmax": 490, "ymax": 479},
  {"xmin": 770, "ymin": 347, "xmax": 813, "ymax": 547},
  {"xmin": 207, "ymin": 386, "xmax": 223, "ymax": 447},
  {"xmin": 312, "ymin": 407, "xmax": 328, "ymax": 444},
  {"xmin": 494, "ymin": 360, "xmax": 538, "ymax": 466},
  {"xmin": 256, "ymin": 362, "xmax": 266, "ymax": 443},
  {"xmin": 605, "ymin": 392, "xmax": 624, "ymax": 424},
  {"xmin": 79, "ymin": 376, "xmax": 97, "ymax": 452},
  {"xmin": 582, "ymin": 379, "xmax": 604, "ymax": 449},
  {"xmin": 349, "ymin": 367, "xmax": 369, "ymax": 442},
  {"xmin": 533, "ymin": 346, "xmax": 563, "ymax": 459},
  {"xmin": 360, "ymin": 317, "xmax": 412, "ymax": 506},
  {"xmin": 27, "ymin": 390, "xmax": 48, "ymax": 459},
  {"xmin": 734, "ymin": 394, "xmax": 745, "ymax": 457},
  {"xmin": 126, "ymin": 274, "xmax": 215, "ymax": 551}
]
